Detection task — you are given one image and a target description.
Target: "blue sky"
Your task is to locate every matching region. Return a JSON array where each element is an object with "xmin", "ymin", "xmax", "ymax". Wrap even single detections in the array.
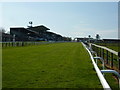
[{"xmin": 1, "ymin": 2, "xmax": 118, "ymax": 39}]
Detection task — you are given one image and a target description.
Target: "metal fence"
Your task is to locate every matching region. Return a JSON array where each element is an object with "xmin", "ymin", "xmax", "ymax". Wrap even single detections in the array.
[{"xmin": 91, "ymin": 43, "xmax": 120, "ymax": 73}]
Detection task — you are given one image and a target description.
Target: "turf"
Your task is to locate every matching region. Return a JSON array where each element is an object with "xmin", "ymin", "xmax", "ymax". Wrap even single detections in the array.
[
  {"xmin": 107, "ymin": 46, "xmax": 118, "ymax": 52},
  {"xmin": 2, "ymin": 42, "xmax": 102, "ymax": 88},
  {"xmin": 95, "ymin": 43, "xmax": 119, "ymax": 52},
  {"xmin": 97, "ymin": 60, "xmax": 119, "ymax": 89}
]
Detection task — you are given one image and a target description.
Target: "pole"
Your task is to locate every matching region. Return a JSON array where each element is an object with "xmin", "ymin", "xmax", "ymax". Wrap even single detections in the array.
[{"xmin": 13, "ymin": 34, "xmax": 15, "ymax": 42}]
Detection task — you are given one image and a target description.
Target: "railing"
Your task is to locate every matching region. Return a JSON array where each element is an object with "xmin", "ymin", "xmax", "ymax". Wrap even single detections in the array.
[
  {"xmin": 1, "ymin": 41, "xmax": 70, "ymax": 48},
  {"xmin": 91, "ymin": 43, "xmax": 120, "ymax": 73},
  {"xmin": 83, "ymin": 42, "xmax": 120, "ymax": 89},
  {"xmin": 1, "ymin": 41, "xmax": 56, "ymax": 48},
  {"xmin": 82, "ymin": 42, "xmax": 111, "ymax": 89}
]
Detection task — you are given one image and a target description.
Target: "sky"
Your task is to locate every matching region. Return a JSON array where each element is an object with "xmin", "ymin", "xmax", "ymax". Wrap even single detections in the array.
[{"xmin": 0, "ymin": 2, "xmax": 118, "ymax": 39}]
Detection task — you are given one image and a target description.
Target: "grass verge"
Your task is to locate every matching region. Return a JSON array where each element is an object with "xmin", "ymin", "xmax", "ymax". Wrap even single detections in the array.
[{"xmin": 2, "ymin": 42, "xmax": 102, "ymax": 88}]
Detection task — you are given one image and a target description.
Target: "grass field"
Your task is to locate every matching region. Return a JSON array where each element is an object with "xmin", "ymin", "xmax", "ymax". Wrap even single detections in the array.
[
  {"xmin": 2, "ymin": 42, "xmax": 102, "ymax": 88},
  {"xmin": 97, "ymin": 60, "xmax": 119, "ymax": 89},
  {"xmin": 95, "ymin": 43, "xmax": 119, "ymax": 52}
]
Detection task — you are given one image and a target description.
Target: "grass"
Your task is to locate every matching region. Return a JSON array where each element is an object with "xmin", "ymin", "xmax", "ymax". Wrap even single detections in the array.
[
  {"xmin": 97, "ymin": 60, "xmax": 119, "ymax": 89},
  {"xmin": 95, "ymin": 43, "xmax": 119, "ymax": 52},
  {"xmin": 94, "ymin": 42, "xmax": 119, "ymax": 72},
  {"xmin": 93, "ymin": 42, "xmax": 119, "ymax": 89},
  {"xmin": 2, "ymin": 42, "xmax": 102, "ymax": 88}
]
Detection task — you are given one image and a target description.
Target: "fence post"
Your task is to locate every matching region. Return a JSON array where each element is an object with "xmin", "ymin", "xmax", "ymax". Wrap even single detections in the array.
[
  {"xmin": 5, "ymin": 43, "xmax": 7, "ymax": 47},
  {"xmin": 2, "ymin": 43, "xmax": 3, "ymax": 47},
  {"xmin": 106, "ymin": 50, "xmax": 108, "ymax": 64},
  {"xmin": 96, "ymin": 47, "xmax": 98, "ymax": 55},
  {"xmin": 118, "ymin": 57, "xmax": 120, "ymax": 73},
  {"xmin": 9, "ymin": 42, "xmax": 10, "ymax": 47},
  {"xmin": 10, "ymin": 42, "xmax": 11, "ymax": 47},
  {"xmin": 111, "ymin": 53, "xmax": 113, "ymax": 68},
  {"xmin": 94, "ymin": 46, "xmax": 96, "ymax": 52},
  {"xmin": 102, "ymin": 49, "xmax": 104, "ymax": 59},
  {"xmin": 11, "ymin": 42, "xmax": 13, "ymax": 46},
  {"xmin": 100, "ymin": 48, "xmax": 101, "ymax": 57},
  {"xmin": 21, "ymin": 42, "xmax": 23, "ymax": 46},
  {"xmin": 118, "ymin": 52, "xmax": 120, "ymax": 72},
  {"xmin": 17, "ymin": 42, "xmax": 18, "ymax": 46}
]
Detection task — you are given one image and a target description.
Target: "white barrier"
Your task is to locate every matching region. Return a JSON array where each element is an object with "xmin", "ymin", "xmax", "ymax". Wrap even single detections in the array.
[
  {"xmin": 91, "ymin": 43, "xmax": 118, "ymax": 56},
  {"xmin": 82, "ymin": 42, "xmax": 111, "ymax": 89}
]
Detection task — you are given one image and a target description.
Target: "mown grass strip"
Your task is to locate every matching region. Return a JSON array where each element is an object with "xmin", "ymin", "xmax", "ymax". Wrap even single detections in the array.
[{"xmin": 2, "ymin": 42, "xmax": 102, "ymax": 88}]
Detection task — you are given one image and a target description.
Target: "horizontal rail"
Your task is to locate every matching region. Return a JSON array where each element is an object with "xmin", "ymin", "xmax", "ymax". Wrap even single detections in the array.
[
  {"xmin": 1, "ymin": 41, "xmax": 69, "ymax": 47},
  {"xmin": 101, "ymin": 70, "xmax": 120, "ymax": 78},
  {"xmin": 101, "ymin": 70, "xmax": 120, "ymax": 88},
  {"xmin": 91, "ymin": 43, "xmax": 118, "ymax": 56},
  {"xmin": 82, "ymin": 42, "xmax": 111, "ymax": 89}
]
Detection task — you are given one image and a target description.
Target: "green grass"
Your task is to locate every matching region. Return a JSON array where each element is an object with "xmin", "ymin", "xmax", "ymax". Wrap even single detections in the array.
[
  {"xmin": 93, "ymin": 43, "xmax": 119, "ymax": 89},
  {"xmin": 107, "ymin": 46, "xmax": 118, "ymax": 52},
  {"xmin": 2, "ymin": 42, "xmax": 102, "ymax": 88},
  {"xmin": 97, "ymin": 60, "xmax": 119, "ymax": 89},
  {"xmin": 95, "ymin": 43, "xmax": 119, "ymax": 52}
]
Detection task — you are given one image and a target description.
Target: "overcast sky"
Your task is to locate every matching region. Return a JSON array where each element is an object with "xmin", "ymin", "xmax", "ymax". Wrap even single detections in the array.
[{"xmin": 1, "ymin": 2, "xmax": 118, "ymax": 39}]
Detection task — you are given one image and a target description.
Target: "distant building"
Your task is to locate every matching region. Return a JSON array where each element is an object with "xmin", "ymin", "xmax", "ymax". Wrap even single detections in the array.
[
  {"xmin": 10, "ymin": 25, "xmax": 67, "ymax": 41},
  {"xmin": 10, "ymin": 27, "xmax": 39, "ymax": 41}
]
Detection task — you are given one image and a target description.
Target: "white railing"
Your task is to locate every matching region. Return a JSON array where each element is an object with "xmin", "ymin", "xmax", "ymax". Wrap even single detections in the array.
[
  {"xmin": 91, "ymin": 43, "xmax": 120, "ymax": 73},
  {"xmin": 1, "ymin": 41, "xmax": 68, "ymax": 47},
  {"xmin": 82, "ymin": 42, "xmax": 111, "ymax": 89},
  {"xmin": 91, "ymin": 43, "xmax": 118, "ymax": 56}
]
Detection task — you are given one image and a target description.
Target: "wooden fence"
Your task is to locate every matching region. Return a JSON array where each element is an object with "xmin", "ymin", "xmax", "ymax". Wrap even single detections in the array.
[{"xmin": 91, "ymin": 43, "xmax": 120, "ymax": 73}]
